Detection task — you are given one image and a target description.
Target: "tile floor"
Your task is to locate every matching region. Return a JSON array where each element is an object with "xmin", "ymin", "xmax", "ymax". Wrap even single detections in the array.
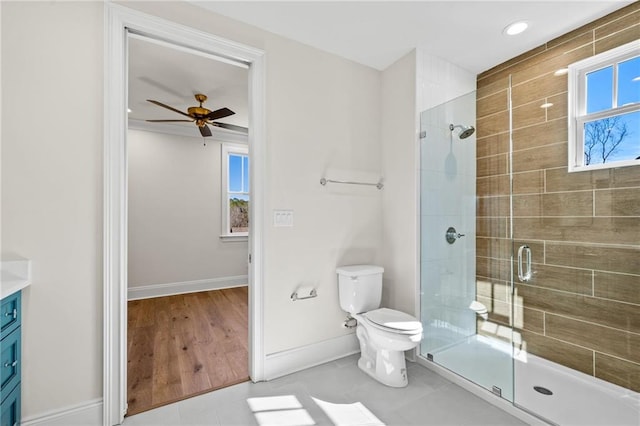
[{"xmin": 123, "ymin": 355, "xmax": 527, "ymax": 425}]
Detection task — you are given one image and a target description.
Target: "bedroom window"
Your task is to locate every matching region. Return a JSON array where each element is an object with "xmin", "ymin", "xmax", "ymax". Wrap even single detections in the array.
[
  {"xmin": 221, "ymin": 143, "xmax": 249, "ymax": 238},
  {"xmin": 567, "ymin": 40, "xmax": 640, "ymax": 172}
]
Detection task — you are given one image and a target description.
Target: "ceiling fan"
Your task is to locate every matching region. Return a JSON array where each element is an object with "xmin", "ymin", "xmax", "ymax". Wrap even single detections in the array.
[{"xmin": 146, "ymin": 93, "xmax": 248, "ymax": 137}]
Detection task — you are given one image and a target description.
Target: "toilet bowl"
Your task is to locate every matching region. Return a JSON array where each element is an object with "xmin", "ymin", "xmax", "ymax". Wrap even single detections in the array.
[
  {"xmin": 337, "ymin": 265, "xmax": 423, "ymax": 388},
  {"xmin": 352, "ymin": 308, "xmax": 422, "ymax": 387}
]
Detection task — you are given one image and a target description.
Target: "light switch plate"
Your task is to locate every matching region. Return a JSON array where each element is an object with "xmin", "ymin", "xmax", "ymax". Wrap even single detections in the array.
[{"xmin": 273, "ymin": 210, "xmax": 294, "ymax": 227}]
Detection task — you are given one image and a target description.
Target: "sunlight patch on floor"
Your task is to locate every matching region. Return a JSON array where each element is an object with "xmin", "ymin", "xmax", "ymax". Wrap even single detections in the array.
[
  {"xmin": 246, "ymin": 395, "xmax": 385, "ymax": 426},
  {"xmin": 247, "ymin": 396, "xmax": 314, "ymax": 426},
  {"xmin": 312, "ymin": 397, "xmax": 385, "ymax": 426}
]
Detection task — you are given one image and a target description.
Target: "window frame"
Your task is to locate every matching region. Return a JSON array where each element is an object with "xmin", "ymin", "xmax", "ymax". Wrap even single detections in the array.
[
  {"xmin": 567, "ymin": 39, "xmax": 640, "ymax": 172},
  {"xmin": 221, "ymin": 142, "xmax": 249, "ymax": 240}
]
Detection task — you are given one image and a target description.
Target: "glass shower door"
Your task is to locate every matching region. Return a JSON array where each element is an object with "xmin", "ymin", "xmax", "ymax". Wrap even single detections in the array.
[{"xmin": 419, "ymin": 90, "xmax": 515, "ymax": 401}]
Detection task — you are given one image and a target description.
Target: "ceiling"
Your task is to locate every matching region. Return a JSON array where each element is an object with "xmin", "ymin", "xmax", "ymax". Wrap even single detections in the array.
[
  {"xmin": 128, "ymin": 35, "xmax": 249, "ymax": 132},
  {"xmin": 191, "ymin": 0, "xmax": 633, "ymax": 73},
  {"xmin": 129, "ymin": 1, "xmax": 633, "ymax": 135}
]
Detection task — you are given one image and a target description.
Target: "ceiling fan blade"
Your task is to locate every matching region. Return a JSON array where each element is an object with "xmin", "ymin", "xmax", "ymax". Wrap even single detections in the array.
[
  {"xmin": 211, "ymin": 122, "xmax": 249, "ymax": 134},
  {"xmin": 147, "ymin": 100, "xmax": 192, "ymax": 118},
  {"xmin": 199, "ymin": 124, "xmax": 212, "ymax": 137},
  {"xmin": 145, "ymin": 119, "xmax": 194, "ymax": 122},
  {"xmin": 205, "ymin": 107, "xmax": 235, "ymax": 121}
]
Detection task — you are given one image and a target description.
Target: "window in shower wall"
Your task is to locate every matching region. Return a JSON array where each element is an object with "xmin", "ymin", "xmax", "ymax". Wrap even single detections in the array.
[{"xmin": 568, "ymin": 40, "xmax": 640, "ymax": 172}]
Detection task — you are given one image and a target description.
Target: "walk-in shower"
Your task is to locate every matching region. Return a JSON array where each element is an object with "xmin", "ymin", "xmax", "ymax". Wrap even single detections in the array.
[{"xmin": 418, "ymin": 89, "xmax": 640, "ymax": 425}]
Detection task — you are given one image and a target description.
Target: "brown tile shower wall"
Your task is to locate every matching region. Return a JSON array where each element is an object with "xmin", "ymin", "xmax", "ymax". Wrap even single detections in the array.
[{"xmin": 475, "ymin": 2, "xmax": 640, "ymax": 393}]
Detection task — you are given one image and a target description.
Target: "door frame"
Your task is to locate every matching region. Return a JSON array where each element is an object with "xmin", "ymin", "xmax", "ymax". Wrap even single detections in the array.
[{"xmin": 103, "ymin": 4, "xmax": 266, "ymax": 425}]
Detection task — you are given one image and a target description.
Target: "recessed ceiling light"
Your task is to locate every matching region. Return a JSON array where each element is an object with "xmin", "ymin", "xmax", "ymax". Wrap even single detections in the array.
[
  {"xmin": 127, "ymin": 108, "xmax": 132, "ymax": 113},
  {"xmin": 540, "ymin": 103, "xmax": 554, "ymax": 109},
  {"xmin": 503, "ymin": 21, "xmax": 529, "ymax": 36},
  {"xmin": 554, "ymin": 68, "xmax": 569, "ymax": 76}
]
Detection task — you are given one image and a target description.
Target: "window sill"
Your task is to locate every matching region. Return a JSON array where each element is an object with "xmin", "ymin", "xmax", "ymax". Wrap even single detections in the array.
[
  {"xmin": 569, "ymin": 159, "xmax": 640, "ymax": 173},
  {"xmin": 220, "ymin": 234, "xmax": 248, "ymax": 242}
]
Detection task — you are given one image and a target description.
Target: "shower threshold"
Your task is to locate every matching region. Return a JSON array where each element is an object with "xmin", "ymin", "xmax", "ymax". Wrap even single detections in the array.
[{"xmin": 430, "ymin": 334, "xmax": 514, "ymax": 401}]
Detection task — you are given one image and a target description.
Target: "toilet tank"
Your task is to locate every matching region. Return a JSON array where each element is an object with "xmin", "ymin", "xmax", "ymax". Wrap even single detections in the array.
[{"xmin": 336, "ymin": 265, "xmax": 384, "ymax": 314}]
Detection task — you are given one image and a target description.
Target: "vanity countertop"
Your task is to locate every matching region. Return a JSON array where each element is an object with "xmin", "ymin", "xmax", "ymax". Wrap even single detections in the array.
[{"xmin": 1, "ymin": 254, "xmax": 31, "ymax": 299}]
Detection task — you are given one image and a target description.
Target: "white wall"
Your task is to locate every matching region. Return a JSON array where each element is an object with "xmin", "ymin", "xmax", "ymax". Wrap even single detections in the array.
[
  {"xmin": 261, "ymin": 35, "xmax": 382, "ymax": 354},
  {"xmin": 380, "ymin": 51, "xmax": 418, "ymax": 316},
  {"xmin": 1, "ymin": 1, "xmax": 104, "ymax": 417},
  {"xmin": 1, "ymin": 0, "xmax": 382, "ymax": 418},
  {"xmin": 127, "ymin": 129, "xmax": 248, "ymax": 288}
]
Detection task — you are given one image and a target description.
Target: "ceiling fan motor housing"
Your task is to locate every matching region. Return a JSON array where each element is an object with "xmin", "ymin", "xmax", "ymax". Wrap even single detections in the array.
[{"xmin": 188, "ymin": 106, "xmax": 211, "ymax": 117}]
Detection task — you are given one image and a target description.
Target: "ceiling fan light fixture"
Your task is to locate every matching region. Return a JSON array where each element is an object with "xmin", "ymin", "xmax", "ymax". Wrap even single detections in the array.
[
  {"xmin": 145, "ymin": 93, "xmax": 247, "ymax": 137},
  {"xmin": 503, "ymin": 21, "xmax": 529, "ymax": 36}
]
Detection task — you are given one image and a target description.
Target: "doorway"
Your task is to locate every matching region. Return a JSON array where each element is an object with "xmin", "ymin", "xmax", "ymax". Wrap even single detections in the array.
[
  {"xmin": 104, "ymin": 4, "xmax": 266, "ymax": 425},
  {"xmin": 125, "ymin": 32, "xmax": 251, "ymax": 416}
]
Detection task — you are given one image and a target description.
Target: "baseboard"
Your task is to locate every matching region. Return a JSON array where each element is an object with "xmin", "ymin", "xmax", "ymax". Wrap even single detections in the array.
[
  {"xmin": 416, "ymin": 357, "xmax": 548, "ymax": 425},
  {"xmin": 21, "ymin": 398, "xmax": 102, "ymax": 426},
  {"xmin": 127, "ymin": 275, "xmax": 248, "ymax": 300},
  {"xmin": 264, "ymin": 333, "xmax": 359, "ymax": 381}
]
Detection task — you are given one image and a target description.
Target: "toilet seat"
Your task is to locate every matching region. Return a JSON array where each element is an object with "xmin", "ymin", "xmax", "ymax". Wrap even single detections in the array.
[{"xmin": 362, "ymin": 308, "xmax": 422, "ymax": 335}]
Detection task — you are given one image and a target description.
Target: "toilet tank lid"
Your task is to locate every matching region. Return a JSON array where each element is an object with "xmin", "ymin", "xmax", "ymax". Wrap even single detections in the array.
[{"xmin": 336, "ymin": 265, "xmax": 384, "ymax": 276}]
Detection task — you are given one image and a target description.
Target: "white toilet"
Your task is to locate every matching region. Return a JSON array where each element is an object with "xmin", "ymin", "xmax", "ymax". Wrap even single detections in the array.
[{"xmin": 337, "ymin": 265, "xmax": 423, "ymax": 387}]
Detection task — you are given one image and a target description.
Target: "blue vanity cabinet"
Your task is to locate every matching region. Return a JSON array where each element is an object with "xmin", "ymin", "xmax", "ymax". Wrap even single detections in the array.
[
  {"xmin": 0, "ymin": 385, "xmax": 19, "ymax": 426},
  {"xmin": 0, "ymin": 291, "xmax": 21, "ymax": 426}
]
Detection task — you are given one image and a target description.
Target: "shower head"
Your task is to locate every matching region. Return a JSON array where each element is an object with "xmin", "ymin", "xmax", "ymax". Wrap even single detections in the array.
[{"xmin": 449, "ymin": 123, "xmax": 476, "ymax": 139}]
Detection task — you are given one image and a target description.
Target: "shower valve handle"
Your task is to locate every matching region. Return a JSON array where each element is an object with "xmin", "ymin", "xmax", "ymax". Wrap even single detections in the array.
[{"xmin": 446, "ymin": 227, "xmax": 465, "ymax": 244}]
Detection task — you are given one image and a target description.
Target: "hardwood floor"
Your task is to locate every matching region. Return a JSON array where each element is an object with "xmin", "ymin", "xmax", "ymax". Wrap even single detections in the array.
[{"xmin": 126, "ymin": 287, "xmax": 249, "ymax": 416}]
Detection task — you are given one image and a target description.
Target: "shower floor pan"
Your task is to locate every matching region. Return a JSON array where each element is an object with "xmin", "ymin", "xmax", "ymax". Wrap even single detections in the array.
[{"xmin": 432, "ymin": 334, "xmax": 639, "ymax": 425}]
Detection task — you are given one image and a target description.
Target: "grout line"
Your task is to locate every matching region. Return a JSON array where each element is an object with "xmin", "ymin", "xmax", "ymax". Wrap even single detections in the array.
[
  {"xmin": 593, "ymin": 350, "xmax": 640, "ymax": 367},
  {"xmin": 544, "ymin": 97, "xmax": 549, "ymax": 122},
  {"xmin": 511, "ymin": 141, "xmax": 567, "ymax": 154},
  {"xmin": 542, "ymin": 310, "xmax": 640, "ymax": 337},
  {"xmin": 517, "ymin": 282, "xmax": 640, "ymax": 308},
  {"xmin": 522, "ymin": 329, "xmax": 640, "ymax": 369}
]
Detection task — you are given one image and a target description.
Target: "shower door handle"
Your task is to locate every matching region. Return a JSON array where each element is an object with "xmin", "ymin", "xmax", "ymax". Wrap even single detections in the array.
[{"xmin": 517, "ymin": 245, "xmax": 532, "ymax": 282}]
